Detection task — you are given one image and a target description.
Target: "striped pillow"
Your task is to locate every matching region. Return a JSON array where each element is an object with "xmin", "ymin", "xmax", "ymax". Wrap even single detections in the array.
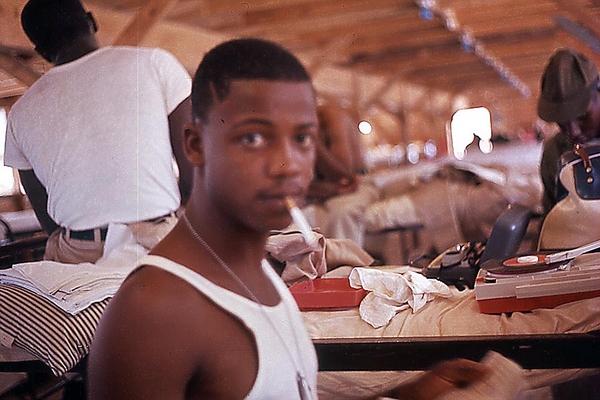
[{"xmin": 0, "ymin": 284, "xmax": 110, "ymax": 376}]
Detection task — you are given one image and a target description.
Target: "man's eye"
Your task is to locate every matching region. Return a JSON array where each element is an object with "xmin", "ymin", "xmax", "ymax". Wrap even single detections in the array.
[
  {"xmin": 297, "ymin": 132, "xmax": 316, "ymax": 147},
  {"xmin": 240, "ymin": 133, "xmax": 266, "ymax": 148}
]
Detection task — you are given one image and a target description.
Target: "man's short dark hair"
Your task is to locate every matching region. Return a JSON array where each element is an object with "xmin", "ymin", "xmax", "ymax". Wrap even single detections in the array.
[
  {"xmin": 191, "ymin": 38, "xmax": 312, "ymax": 123},
  {"xmin": 21, "ymin": 0, "xmax": 93, "ymax": 57}
]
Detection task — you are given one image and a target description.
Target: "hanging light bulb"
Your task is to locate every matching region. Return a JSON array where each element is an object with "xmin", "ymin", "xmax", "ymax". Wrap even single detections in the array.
[{"xmin": 358, "ymin": 120, "xmax": 372, "ymax": 135}]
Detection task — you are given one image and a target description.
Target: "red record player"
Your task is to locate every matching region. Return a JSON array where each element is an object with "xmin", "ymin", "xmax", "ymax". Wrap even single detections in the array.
[{"xmin": 475, "ymin": 252, "xmax": 600, "ymax": 314}]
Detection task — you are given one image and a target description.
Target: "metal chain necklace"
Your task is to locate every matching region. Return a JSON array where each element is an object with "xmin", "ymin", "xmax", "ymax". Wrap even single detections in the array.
[{"xmin": 182, "ymin": 213, "xmax": 315, "ymax": 400}]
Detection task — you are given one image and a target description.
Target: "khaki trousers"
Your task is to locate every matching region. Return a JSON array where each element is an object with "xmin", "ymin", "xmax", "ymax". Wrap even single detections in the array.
[{"xmin": 44, "ymin": 216, "xmax": 177, "ymax": 264}]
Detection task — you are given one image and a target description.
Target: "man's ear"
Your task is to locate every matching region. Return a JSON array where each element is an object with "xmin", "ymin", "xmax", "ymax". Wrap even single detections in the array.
[
  {"xmin": 87, "ymin": 12, "xmax": 98, "ymax": 33},
  {"xmin": 34, "ymin": 46, "xmax": 53, "ymax": 63},
  {"xmin": 184, "ymin": 123, "xmax": 204, "ymax": 166}
]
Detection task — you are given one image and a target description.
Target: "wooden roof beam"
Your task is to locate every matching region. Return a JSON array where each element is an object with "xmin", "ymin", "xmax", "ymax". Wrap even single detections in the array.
[
  {"xmin": 553, "ymin": 15, "xmax": 600, "ymax": 57},
  {"xmin": 555, "ymin": 0, "xmax": 600, "ymax": 44},
  {"xmin": 0, "ymin": 52, "xmax": 40, "ymax": 86},
  {"xmin": 481, "ymin": 31, "xmax": 561, "ymax": 57},
  {"xmin": 221, "ymin": 5, "xmax": 420, "ymax": 41},
  {"xmin": 346, "ymin": 28, "xmax": 460, "ymax": 61},
  {"xmin": 0, "ymin": 95, "xmax": 22, "ymax": 108},
  {"xmin": 363, "ymin": 71, "xmax": 409, "ymax": 109},
  {"xmin": 113, "ymin": 0, "xmax": 179, "ymax": 46},
  {"xmin": 304, "ymin": 35, "xmax": 354, "ymax": 75},
  {"xmin": 169, "ymin": 0, "xmax": 415, "ymax": 29},
  {"xmin": 449, "ymin": 1, "xmax": 558, "ymax": 21}
]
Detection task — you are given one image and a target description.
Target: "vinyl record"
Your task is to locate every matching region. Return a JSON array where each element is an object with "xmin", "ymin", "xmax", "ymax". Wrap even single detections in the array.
[
  {"xmin": 480, "ymin": 257, "xmax": 567, "ymax": 276},
  {"xmin": 502, "ymin": 253, "xmax": 551, "ymax": 268}
]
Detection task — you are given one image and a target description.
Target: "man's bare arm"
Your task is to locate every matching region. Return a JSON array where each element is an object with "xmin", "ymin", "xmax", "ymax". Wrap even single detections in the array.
[
  {"xmin": 315, "ymin": 104, "xmax": 359, "ymax": 181},
  {"xmin": 18, "ymin": 169, "xmax": 58, "ymax": 235}
]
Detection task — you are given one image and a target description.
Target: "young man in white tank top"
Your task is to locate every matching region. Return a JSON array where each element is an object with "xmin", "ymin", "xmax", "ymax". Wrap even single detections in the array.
[{"xmin": 88, "ymin": 39, "xmax": 488, "ymax": 400}]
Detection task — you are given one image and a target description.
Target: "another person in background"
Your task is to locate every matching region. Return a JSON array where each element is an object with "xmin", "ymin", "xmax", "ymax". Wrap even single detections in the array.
[
  {"xmin": 307, "ymin": 103, "xmax": 364, "ymax": 201},
  {"xmin": 537, "ymin": 48, "xmax": 600, "ymax": 215},
  {"xmin": 302, "ymin": 103, "xmax": 379, "ymax": 247},
  {"xmin": 4, "ymin": 0, "xmax": 192, "ymax": 263},
  {"xmin": 88, "ymin": 38, "xmax": 488, "ymax": 400}
]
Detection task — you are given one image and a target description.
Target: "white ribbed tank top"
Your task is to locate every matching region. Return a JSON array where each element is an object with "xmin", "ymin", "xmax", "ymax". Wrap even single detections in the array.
[{"xmin": 136, "ymin": 255, "xmax": 318, "ymax": 399}]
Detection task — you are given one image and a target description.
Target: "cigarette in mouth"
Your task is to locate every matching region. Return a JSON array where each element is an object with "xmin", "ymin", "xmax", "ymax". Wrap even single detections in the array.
[{"xmin": 284, "ymin": 197, "xmax": 318, "ymax": 246}]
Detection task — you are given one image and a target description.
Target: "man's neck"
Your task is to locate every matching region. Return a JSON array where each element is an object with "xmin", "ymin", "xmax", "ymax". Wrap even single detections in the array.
[
  {"xmin": 183, "ymin": 202, "xmax": 270, "ymax": 270},
  {"xmin": 53, "ymin": 37, "xmax": 100, "ymax": 66}
]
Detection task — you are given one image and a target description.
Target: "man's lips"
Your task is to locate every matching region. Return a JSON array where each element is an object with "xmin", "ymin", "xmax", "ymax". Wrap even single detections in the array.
[{"xmin": 260, "ymin": 187, "xmax": 305, "ymax": 201}]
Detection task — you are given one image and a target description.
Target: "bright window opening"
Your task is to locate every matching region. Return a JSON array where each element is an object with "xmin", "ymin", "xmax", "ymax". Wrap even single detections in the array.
[
  {"xmin": 0, "ymin": 109, "xmax": 18, "ymax": 196},
  {"xmin": 450, "ymin": 107, "xmax": 493, "ymax": 159}
]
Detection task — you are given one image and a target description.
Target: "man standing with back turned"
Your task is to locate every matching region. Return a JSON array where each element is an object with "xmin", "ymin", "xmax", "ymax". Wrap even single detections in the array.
[{"xmin": 4, "ymin": 0, "xmax": 192, "ymax": 264}]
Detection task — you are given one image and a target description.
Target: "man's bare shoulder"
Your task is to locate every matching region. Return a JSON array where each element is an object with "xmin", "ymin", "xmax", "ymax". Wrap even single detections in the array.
[
  {"xmin": 90, "ymin": 263, "xmax": 260, "ymax": 399},
  {"xmin": 100, "ymin": 263, "xmax": 259, "ymax": 350},
  {"xmin": 88, "ymin": 266, "xmax": 203, "ymax": 398},
  {"xmin": 105, "ymin": 265, "xmax": 216, "ymax": 333}
]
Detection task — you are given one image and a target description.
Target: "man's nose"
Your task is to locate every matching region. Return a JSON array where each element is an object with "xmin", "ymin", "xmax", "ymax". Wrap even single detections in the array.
[
  {"xmin": 564, "ymin": 120, "xmax": 583, "ymax": 140},
  {"xmin": 268, "ymin": 142, "xmax": 303, "ymax": 176}
]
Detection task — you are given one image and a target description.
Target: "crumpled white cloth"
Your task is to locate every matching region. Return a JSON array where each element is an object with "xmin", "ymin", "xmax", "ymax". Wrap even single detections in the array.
[
  {"xmin": 0, "ymin": 224, "xmax": 146, "ymax": 314},
  {"xmin": 265, "ymin": 230, "xmax": 327, "ymax": 284},
  {"xmin": 349, "ymin": 267, "xmax": 452, "ymax": 328}
]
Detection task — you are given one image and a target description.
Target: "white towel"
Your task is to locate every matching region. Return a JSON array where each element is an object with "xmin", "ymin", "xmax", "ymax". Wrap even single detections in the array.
[{"xmin": 349, "ymin": 267, "xmax": 452, "ymax": 328}]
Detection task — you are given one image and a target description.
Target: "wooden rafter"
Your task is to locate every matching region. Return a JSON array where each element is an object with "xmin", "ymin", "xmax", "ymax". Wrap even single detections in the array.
[
  {"xmin": 0, "ymin": 52, "xmax": 40, "ymax": 87},
  {"xmin": 555, "ymin": 0, "xmax": 600, "ymax": 47},
  {"xmin": 113, "ymin": 0, "xmax": 178, "ymax": 46}
]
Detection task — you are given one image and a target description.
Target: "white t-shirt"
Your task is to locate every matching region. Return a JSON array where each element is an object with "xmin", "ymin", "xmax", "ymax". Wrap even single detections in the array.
[{"xmin": 5, "ymin": 46, "xmax": 191, "ymax": 230}]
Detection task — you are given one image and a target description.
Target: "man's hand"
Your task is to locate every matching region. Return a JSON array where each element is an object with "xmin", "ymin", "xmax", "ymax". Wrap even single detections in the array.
[{"xmin": 386, "ymin": 358, "xmax": 490, "ymax": 400}]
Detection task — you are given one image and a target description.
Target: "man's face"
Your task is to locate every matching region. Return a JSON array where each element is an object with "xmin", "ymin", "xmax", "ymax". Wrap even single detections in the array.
[
  {"xmin": 558, "ymin": 90, "xmax": 600, "ymax": 144},
  {"xmin": 200, "ymin": 79, "xmax": 318, "ymax": 232}
]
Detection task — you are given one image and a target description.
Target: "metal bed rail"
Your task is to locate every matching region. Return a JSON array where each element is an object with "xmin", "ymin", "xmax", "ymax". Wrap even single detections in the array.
[{"xmin": 314, "ymin": 331, "xmax": 600, "ymax": 371}]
